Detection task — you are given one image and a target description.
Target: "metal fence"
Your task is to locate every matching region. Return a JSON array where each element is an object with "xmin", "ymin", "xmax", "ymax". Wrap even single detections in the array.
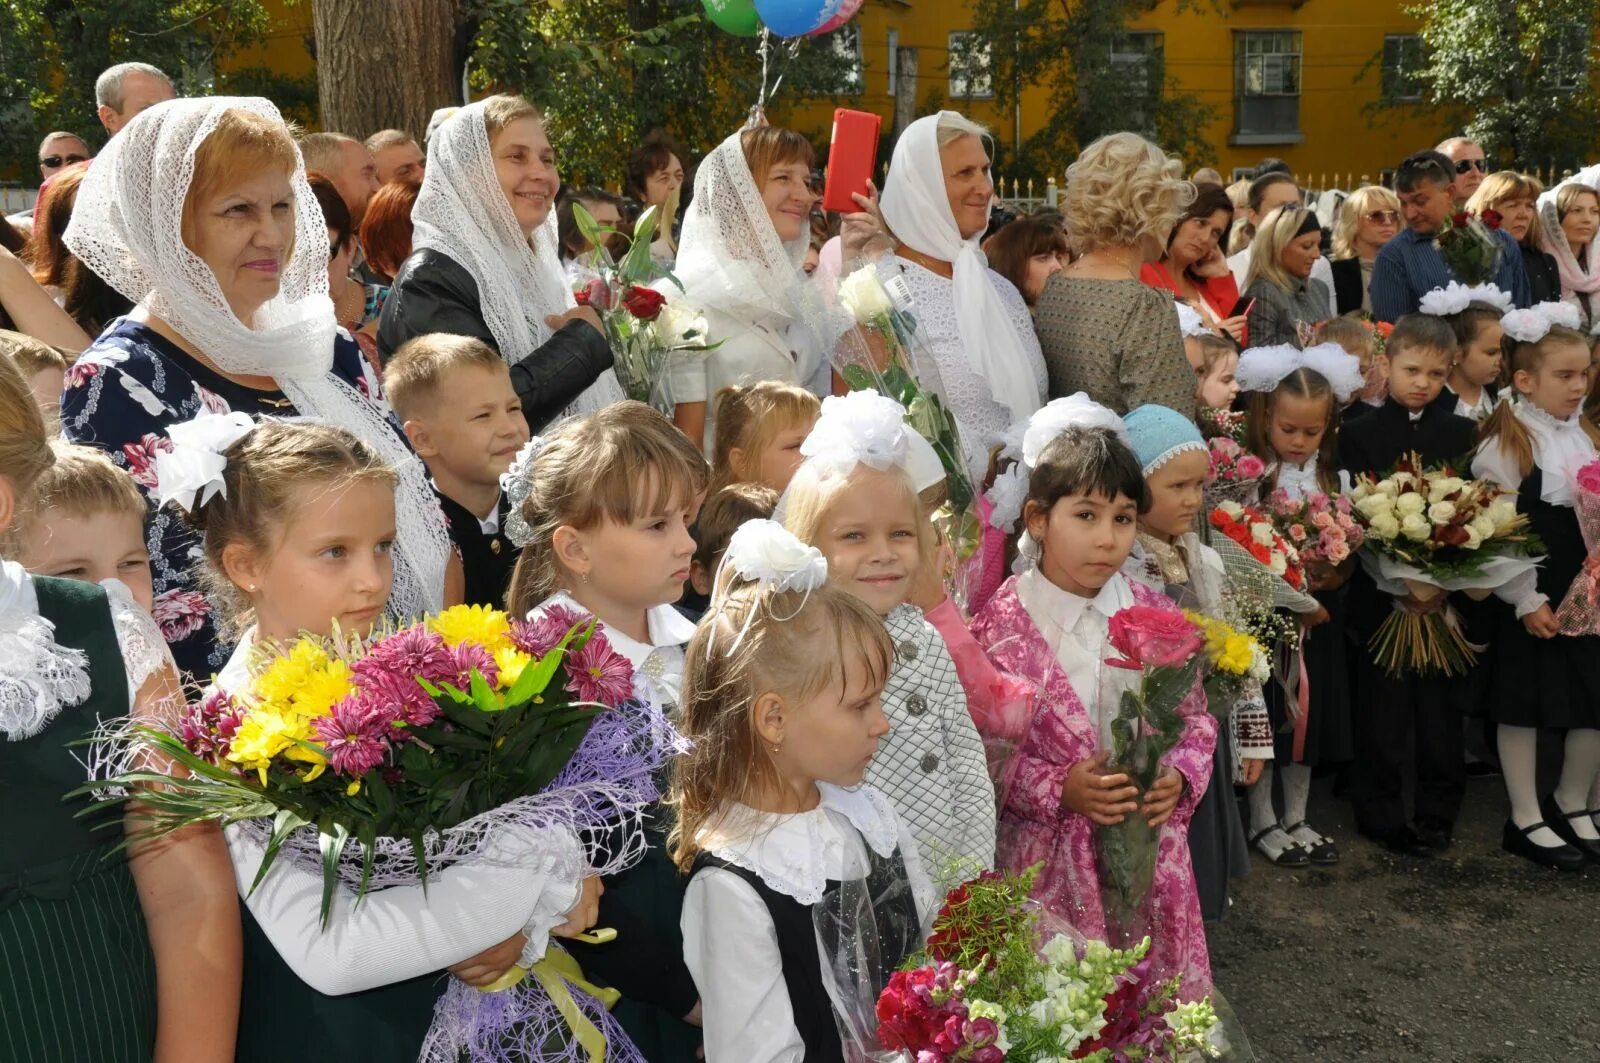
[{"xmin": 1, "ymin": 186, "xmax": 39, "ymax": 214}]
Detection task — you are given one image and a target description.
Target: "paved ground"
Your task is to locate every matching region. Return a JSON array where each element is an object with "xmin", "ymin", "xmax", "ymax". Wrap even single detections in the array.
[{"xmin": 1208, "ymin": 775, "xmax": 1600, "ymax": 1061}]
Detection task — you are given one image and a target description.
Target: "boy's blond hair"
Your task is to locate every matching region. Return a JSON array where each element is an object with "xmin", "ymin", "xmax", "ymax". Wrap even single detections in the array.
[
  {"xmin": 381, "ymin": 334, "xmax": 507, "ymax": 422},
  {"xmin": 6, "ymin": 441, "xmax": 146, "ymax": 557}
]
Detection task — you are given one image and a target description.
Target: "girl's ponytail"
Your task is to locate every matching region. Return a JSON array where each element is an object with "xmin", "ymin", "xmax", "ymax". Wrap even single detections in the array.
[{"xmin": 1478, "ymin": 399, "xmax": 1533, "ymax": 480}]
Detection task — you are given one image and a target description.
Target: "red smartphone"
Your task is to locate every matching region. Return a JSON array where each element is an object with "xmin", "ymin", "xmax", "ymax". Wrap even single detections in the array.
[{"xmin": 822, "ymin": 108, "xmax": 882, "ymax": 214}]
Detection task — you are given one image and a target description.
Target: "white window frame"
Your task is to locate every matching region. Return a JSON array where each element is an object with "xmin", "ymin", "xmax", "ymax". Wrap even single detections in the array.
[
  {"xmin": 948, "ymin": 31, "xmax": 993, "ymax": 100},
  {"xmin": 1382, "ymin": 33, "xmax": 1425, "ymax": 102}
]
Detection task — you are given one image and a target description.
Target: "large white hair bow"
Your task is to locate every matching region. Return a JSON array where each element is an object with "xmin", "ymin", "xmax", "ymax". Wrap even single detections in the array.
[
  {"xmin": 1502, "ymin": 300, "xmax": 1584, "ymax": 344},
  {"xmin": 152, "ymin": 411, "xmax": 257, "ymax": 514},
  {"xmin": 706, "ymin": 519, "xmax": 830, "ymax": 654},
  {"xmin": 799, "ymin": 391, "xmax": 946, "ymax": 492},
  {"xmin": 984, "ymin": 392, "xmax": 1128, "ymax": 533},
  {"xmin": 1417, "ymin": 281, "xmax": 1514, "ymax": 317},
  {"xmin": 1235, "ymin": 342, "xmax": 1366, "ymax": 403}
]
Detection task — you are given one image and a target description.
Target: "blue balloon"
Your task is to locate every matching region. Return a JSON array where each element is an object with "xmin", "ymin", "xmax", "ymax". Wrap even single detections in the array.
[{"xmin": 753, "ymin": 0, "xmax": 839, "ymax": 38}]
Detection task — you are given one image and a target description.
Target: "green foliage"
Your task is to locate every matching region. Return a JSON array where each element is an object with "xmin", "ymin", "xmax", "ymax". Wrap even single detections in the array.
[
  {"xmin": 1377, "ymin": 0, "xmax": 1600, "ymax": 170},
  {"xmin": 955, "ymin": 0, "xmax": 1220, "ymax": 178},
  {"xmin": 0, "ymin": 0, "xmax": 273, "ymax": 174}
]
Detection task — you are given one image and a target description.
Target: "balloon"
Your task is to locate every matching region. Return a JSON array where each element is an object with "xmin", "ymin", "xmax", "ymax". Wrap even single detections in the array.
[
  {"xmin": 806, "ymin": 0, "xmax": 862, "ymax": 36},
  {"xmin": 753, "ymin": 0, "xmax": 838, "ymax": 38},
  {"xmin": 703, "ymin": 0, "xmax": 762, "ymax": 37}
]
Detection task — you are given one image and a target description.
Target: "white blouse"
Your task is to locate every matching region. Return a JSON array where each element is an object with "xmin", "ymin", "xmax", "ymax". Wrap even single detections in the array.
[
  {"xmin": 668, "ymin": 305, "xmax": 806, "ymax": 452},
  {"xmin": 681, "ymin": 783, "xmax": 934, "ymax": 1063},
  {"xmin": 1269, "ymin": 454, "xmax": 1352, "ymax": 500},
  {"xmin": 1014, "ymin": 567, "xmax": 1137, "ymax": 751}
]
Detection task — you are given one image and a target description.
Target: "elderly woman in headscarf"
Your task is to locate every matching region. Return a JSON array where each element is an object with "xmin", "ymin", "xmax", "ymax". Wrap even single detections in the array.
[
  {"xmin": 377, "ymin": 94, "xmax": 623, "ymax": 427},
  {"xmin": 877, "ymin": 111, "xmax": 1046, "ymax": 470},
  {"xmin": 1538, "ymin": 166, "xmax": 1600, "ymax": 331},
  {"xmin": 60, "ymin": 97, "xmax": 453, "ymax": 682},
  {"xmin": 666, "ymin": 124, "xmax": 826, "ymax": 450}
]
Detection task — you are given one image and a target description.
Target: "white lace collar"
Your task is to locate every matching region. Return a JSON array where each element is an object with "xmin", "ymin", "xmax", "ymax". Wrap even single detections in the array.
[
  {"xmin": 698, "ymin": 783, "xmax": 902, "ymax": 905},
  {"xmin": 1516, "ymin": 401, "xmax": 1597, "ymax": 506},
  {"xmin": 1272, "ymin": 455, "xmax": 1321, "ymax": 499},
  {"xmin": 0, "ymin": 561, "xmax": 92, "ymax": 741}
]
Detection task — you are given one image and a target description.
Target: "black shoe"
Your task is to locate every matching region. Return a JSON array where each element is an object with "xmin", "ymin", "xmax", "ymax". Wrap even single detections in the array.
[
  {"xmin": 1539, "ymin": 795, "xmax": 1600, "ymax": 864},
  {"xmin": 1464, "ymin": 761, "xmax": 1501, "ymax": 779},
  {"xmin": 1413, "ymin": 818, "xmax": 1454, "ymax": 852},
  {"xmin": 1281, "ymin": 820, "xmax": 1340, "ymax": 865},
  {"xmin": 1250, "ymin": 827, "xmax": 1310, "ymax": 868},
  {"xmin": 1358, "ymin": 824, "xmax": 1434, "ymax": 857},
  {"xmin": 1502, "ymin": 819, "xmax": 1587, "ymax": 871}
]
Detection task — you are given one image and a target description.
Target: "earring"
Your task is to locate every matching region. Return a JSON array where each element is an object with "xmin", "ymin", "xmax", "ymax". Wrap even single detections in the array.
[
  {"xmin": 768, "ymin": 741, "xmax": 782, "ymax": 755},
  {"xmin": 581, "ymin": 571, "xmax": 591, "ymax": 584}
]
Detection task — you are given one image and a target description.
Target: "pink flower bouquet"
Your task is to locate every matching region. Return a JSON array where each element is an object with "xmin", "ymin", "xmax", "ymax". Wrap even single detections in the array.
[
  {"xmin": 1203, "ymin": 437, "xmax": 1265, "ymax": 508},
  {"xmin": 1556, "ymin": 458, "xmax": 1600, "ymax": 636},
  {"xmin": 1263, "ymin": 487, "xmax": 1365, "ymax": 570}
]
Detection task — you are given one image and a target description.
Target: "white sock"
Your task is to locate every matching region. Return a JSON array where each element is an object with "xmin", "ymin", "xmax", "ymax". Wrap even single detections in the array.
[
  {"xmin": 1554, "ymin": 729, "xmax": 1600, "ymax": 841},
  {"xmin": 1280, "ymin": 762, "xmax": 1313, "ymax": 828},
  {"xmin": 1248, "ymin": 761, "xmax": 1280, "ymax": 837},
  {"xmin": 1500, "ymin": 725, "xmax": 1565, "ymax": 848}
]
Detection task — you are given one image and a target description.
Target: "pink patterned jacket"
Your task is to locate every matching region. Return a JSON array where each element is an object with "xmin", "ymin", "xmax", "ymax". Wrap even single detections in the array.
[{"xmin": 969, "ymin": 574, "xmax": 1217, "ymax": 998}]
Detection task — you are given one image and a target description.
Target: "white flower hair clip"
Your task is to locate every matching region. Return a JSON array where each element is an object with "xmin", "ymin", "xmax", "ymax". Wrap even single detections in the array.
[
  {"xmin": 985, "ymin": 392, "xmax": 1128, "ymax": 533},
  {"xmin": 706, "ymin": 519, "xmax": 830, "ymax": 654},
  {"xmin": 798, "ymin": 391, "xmax": 946, "ymax": 493},
  {"xmin": 1502, "ymin": 300, "xmax": 1584, "ymax": 345},
  {"xmin": 1417, "ymin": 281, "xmax": 1514, "ymax": 317},
  {"xmin": 499, "ymin": 435, "xmax": 549, "ymax": 547},
  {"xmin": 1174, "ymin": 300, "xmax": 1211, "ymax": 339},
  {"xmin": 152, "ymin": 410, "xmax": 257, "ymax": 514},
  {"xmin": 1235, "ymin": 342, "xmax": 1366, "ymax": 403}
]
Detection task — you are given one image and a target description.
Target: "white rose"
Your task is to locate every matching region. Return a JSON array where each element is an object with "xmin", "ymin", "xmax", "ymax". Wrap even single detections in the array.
[
  {"xmin": 651, "ymin": 300, "xmax": 709, "ymax": 346},
  {"xmin": 1395, "ymin": 492, "xmax": 1427, "ymax": 517},
  {"xmin": 1376, "ymin": 478, "xmax": 1400, "ymax": 497},
  {"xmin": 1269, "ymin": 552, "xmax": 1287, "ymax": 575},
  {"xmin": 1400, "ymin": 513, "xmax": 1431, "ymax": 541},
  {"xmin": 1427, "ymin": 476, "xmax": 1464, "ymax": 503},
  {"xmin": 1370, "ymin": 512, "xmax": 1401, "ymax": 540},
  {"xmin": 1392, "ymin": 472, "xmax": 1416, "ymax": 489},
  {"xmin": 838, "ymin": 266, "xmax": 893, "ymax": 322},
  {"xmin": 1427, "ymin": 500, "xmax": 1457, "ymax": 524},
  {"xmin": 1470, "ymin": 513, "xmax": 1498, "ymax": 541},
  {"xmin": 1351, "ymin": 481, "xmax": 1372, "ymax": 501},
  {"xmin": 1356, "ymin": 494, "xmax": 1394, "ymax": 520},
  {"xmin": 1250, "ymin": 522, "xmax": 1274, "ymax": 546},
  {"xmin": 1489, "ymin": 496, "xmax": 1519, "ymax": 530},
  {"xmin": 1464, "ymin": 525, "xmax": 1484, "ymax": 549},
  {"xmin": 1219, "ymin": 500, "xmax": 1244, "ymax": 519}
]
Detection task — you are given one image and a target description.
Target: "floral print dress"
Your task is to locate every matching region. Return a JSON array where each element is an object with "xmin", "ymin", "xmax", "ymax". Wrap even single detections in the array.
[{"xmin": 59, "ymin": 317, "xmax": 385, "ymax": 682}]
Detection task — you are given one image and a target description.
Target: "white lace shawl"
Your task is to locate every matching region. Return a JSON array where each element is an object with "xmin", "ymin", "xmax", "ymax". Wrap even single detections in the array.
[
  {"xmin": 673, "ymin": 130, "xmax": 827, "ymax": 387},
  {"xmin": 62, "ymin": 96, "xmax": 449, "ymax": 622},
  {"xmin": 411, "ymin": 100, "xmax": 623, "ymax": 418}
]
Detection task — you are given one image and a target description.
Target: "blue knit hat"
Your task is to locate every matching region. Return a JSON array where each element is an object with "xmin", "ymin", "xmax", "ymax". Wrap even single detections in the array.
[{"xmin": 1123, "ymin": 404, "xmax": 1206, "ymax": 476}]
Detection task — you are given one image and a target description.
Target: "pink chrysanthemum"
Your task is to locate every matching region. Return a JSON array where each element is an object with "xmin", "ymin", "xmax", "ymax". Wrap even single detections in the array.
[
  {"xmin": 448, "ymin": 642, "xmax": 499, "ymax": 688},
  {"xmin": 510, "ymin": 604, "xmax": 588, "ymax": 657},
  {"xmin": 181, "ymin": 688, "xmax": 244, "ymax": 760},
  {"xmin": 356, "ymin": 625, "xmax": 459, "ymax": 687},
  {"xmin": 357, "ymin": 669, "xmax": 439, "ymax": 730},
  {"xmin": 313, "ymin": 692, "xmax": 394, "ymax": 777},
  {"xmin": 564, "ymin": 633, "xmax": 634, "ymax": 705}
]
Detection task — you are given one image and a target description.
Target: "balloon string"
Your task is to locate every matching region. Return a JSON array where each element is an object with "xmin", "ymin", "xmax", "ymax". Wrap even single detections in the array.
[{"xmin": 749, "ymin": 26, "xmax": 804, "ymax": 128}]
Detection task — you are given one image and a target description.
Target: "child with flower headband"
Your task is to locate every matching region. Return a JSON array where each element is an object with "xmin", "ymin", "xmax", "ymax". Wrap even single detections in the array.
[
  {"xmin": 973, "ymin": 393, "xmax": 1217, "ymax": 997},
  {"xmin": 501, "ymin": 399, "xmax": 710, "ymax": 1059},
  {"xmin": 669, "ymin": 519, "xmax": 932, "ymax": 1062},
  {"xmin": 157, "ymin": 412, "xmax": 602, "ymax": 1060},
  {"xmin": 780, "ymin": 390, "xmax": 996, "ymax": 875},
  {"xmin": 0, "ymin": 356, "xmax": 242, "ymax": 1062},
  {"xmin": 1473, "ymin": 302, "xmax": 1600, "ymax": 870},
  {"xmin": 1417, "ymin": 281, "xmax": 1515, "ymax": 423},
  {"xmin": 1235, "ymin": 342, "xmax": 1365, "ymax": 867},
  {"xmin": 1121, "ymin": 404, "xmax": 1271, "ymax": 920}
]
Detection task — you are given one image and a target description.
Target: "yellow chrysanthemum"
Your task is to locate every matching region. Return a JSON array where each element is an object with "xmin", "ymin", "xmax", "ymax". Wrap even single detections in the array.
[
  {"xmin": 254, "ymin": 640, "xmax": 331, "ymax": 704},
  {"xmin": 289, "ymin": 659, "xmax": 355, "ymax": 720},
  {"xmin": 493, "ymin": 646, "xmax": 532, "ymax": 691},
  {"xmin": 226, "ymin": 708, "xmax": 301, "ymax": 784},
  {"xmin": 428, "ymin": 604, "xmax": 512, "ymax": 651},
  {"xmin": 1216, "ymin": 633, "xmax": 1256, "ymax": 676}
]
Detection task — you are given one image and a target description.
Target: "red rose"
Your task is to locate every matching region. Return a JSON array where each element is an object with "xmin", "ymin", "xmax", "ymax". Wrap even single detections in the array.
[
  {"xmin": 1451, "ymin": 211, "xmax": 1470, "ymax": 229},
  {"xmin": 622, "ymin": 285, "xmax": 666, "ymax": 321},
  {"xmin": 573, "ymin": 287, "xmax": 589, "ymax": 306},
  {"xmin": 1249, "ymin": 542, "xmax": 1271, "ymax": 565},
  {"xmin": 583, "ymin": 278, "xmax": 612, "ymax": 310},
  {"xmin": 1481, "ymin": 208, "xmax": 1503, "ymax": 229}
]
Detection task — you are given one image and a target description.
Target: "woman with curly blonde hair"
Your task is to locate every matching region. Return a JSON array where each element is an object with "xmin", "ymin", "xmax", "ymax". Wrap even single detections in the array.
[
  {"xmin": 1035, "ymin": 131, "xmax": 1196, "ymax": 416},
  {"xmin": 1328, "ymin": 185, "xmax": 1400, "ymax": 314}
]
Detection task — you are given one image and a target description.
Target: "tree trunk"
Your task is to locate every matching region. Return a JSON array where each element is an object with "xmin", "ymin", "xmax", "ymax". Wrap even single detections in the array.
[
  {"xmin": 893, "ymin": 47, "xmax": 918, "ymax": 144},
  {"xmin": 313, "ymin": 0, "xmax": 461, "ymax": 140}
]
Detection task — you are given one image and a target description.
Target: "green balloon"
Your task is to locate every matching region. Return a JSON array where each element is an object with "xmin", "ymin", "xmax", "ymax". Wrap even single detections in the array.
[{"xmin": 703, "ymin": 0, "xmax": 762, "ymax": 36}]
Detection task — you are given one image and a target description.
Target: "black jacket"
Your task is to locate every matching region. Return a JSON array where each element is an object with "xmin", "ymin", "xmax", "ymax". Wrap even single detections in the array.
[
  {"xmin": 436, "ymin": 490, "xmax": 520, "ymax": 610},
  {"xmin": 1329, "ymin": 256, "xmax": 1366, "ymax": 316},
  {"xmin": 377, "ymin": 248, "xmax": 613, "ymax": 431},
  {"xmin": 1519, "ymin": 243, "xmax": 1563, "ymax": 307}
]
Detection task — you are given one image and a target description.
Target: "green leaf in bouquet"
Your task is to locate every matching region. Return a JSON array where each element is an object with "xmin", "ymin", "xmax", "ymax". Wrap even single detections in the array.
[
  {"xmin": 619, "ymin": 210, "xmax": 660, "ymax": 284},
  {"xmin": 250, "ymin": 806, "xmax": 310, "ymax": 897},
  {"xmin": 840, "ymin": 364, "xmax": 879, "ymax": 392},
  {"xmin": 571, "ymin": 202, "xmax": 618, "ymax": 271},
  {"xmin": 318, "ymin": 818, "xmax": 351, "ymax": 927},
  {"xmin": 1141, "ymin": 657, "xmax": 1202, "ymax": 721},
  {"xmin": 410, "ymin": 833, "xmax": 429, "ymax": 892},
  {"xmin": 468, "ymin": 668, "xmax": 498, "ymax": 711},
  {"xmin": 355, "ymin": 821, "xmax": 378, "ymax": 903},
  {"xmin": 630, "ymin": 205, "xmax": 659, "ymax": 254}
]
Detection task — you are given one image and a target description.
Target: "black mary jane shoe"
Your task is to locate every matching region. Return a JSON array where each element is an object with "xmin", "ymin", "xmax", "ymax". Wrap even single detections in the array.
[
  {"xmin": 1501, "ymin": 819, "xmax": 1587, "ymax": 871},
  {"xmin": 1539, "ymin": 795, "xmax": 1600, "ymax": 865},
  {"xmin": 1281, "ymin": 820, "xmax": 1339, "ymax": 865},
  {"xmin": 1249, "ymin": 827, "xmax": 1310, "ymax": 868},
  {"xmin": 1358, "ymin": 824, "xmax": 1434, "ymax": 858}
]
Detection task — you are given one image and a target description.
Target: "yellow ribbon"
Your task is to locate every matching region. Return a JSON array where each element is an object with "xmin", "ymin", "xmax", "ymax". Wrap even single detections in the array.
[{"xmin": 474, "ymin": 946, "xmax": 622, "ymax": 1062}]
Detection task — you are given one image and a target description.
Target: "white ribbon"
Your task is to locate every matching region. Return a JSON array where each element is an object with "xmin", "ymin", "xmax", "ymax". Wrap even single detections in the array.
[
  {"xmin": 799, "ymin": 391, "xmax": 945, "ymax": 492},
  {"xmin": 152, "ymin": 411, "xmax": 256, "ymax": 514}
]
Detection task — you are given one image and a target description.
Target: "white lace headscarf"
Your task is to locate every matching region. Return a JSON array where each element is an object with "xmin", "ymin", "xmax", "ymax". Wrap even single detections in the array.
[
  {"xmin": 674, "ymin": 129, "xmax": 827, "ymax": 385},
  {"xmin": 62, "ymin": 96, "xmax": 449, "ymax": 621},
  {"xmin": 411, "ymin": 98, "xmax": 623, "ymax": 415},
  {"xmin": 880, "ymin": 112, "xmax": 1038, "ymax": 423}
]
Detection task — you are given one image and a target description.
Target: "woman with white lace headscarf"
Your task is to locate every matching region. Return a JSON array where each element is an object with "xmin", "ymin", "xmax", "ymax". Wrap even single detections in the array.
[
  {"xmin": 878, "ymin": 111, "xmax": 1046, "ymax": 468},
  {"xmin": 667, "ymin": 125, "xmax": 827, "ymax": 451},
  {"xmin": 59, "ymin": 96, "xmax": 453, "ymax": 682},
  {"xmin": 378, "ymin": 94, "xmax": 624, "ymax": 428}
]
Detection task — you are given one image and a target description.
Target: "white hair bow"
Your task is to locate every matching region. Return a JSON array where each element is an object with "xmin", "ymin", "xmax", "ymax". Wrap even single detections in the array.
[
  {"xmin": 1174, "ymin": 300, "xmax": 1212, "ymax": 339},
  {"xmin": 1235, "ymin": 342, "xmax": 1366, "ymax": 403},
  {"xmin": 985, "ymin": 392, "xmax": 1128, "ymax": 533},
  {"xmin": 1417, "ymin": 281, "xmax": 1514, "ymax": 317},
  {"xmin": 152, "ymin": 411, "xmax": 257, "ymax": 514},
  {"xmin": 798, "ymin": 391, "xmax": 946, "ymax": 493},
  {"xmin": 1502, "ymin": 300, "xmax": 1584, "ymax": 344},
  {"xmin": 706, "ymin": 519, "xmax": 830, "ymax": 655}
]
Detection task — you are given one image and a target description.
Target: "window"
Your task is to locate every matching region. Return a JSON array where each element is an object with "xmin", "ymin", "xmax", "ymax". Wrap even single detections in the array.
[
  {"xmin": 1542, "ymin": 24, "xmax": 1589, "ymax": 92},
  {"xmin": 1233, "ymin": 30, "xmax": 1302, "ymax": 144},
  {"xmin": 887, "ymin": 28, "xmax": 899, "ymax": 96},
  {"xmin": 1382, "ymin": 34, "xmax": 1425, "ymax": 102},
  {"xmin": 1109, "ymin": 32, "xmax": 1163, "ymax": 132},
  {"xmin": 948, "ymin": 31, "xmax": 993, "ymax": 99}
]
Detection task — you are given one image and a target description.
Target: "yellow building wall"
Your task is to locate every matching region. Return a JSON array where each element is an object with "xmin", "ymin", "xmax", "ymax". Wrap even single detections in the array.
[{"xmin": 229, "ymin": 1, "xmax": 316, "ymax": 81}]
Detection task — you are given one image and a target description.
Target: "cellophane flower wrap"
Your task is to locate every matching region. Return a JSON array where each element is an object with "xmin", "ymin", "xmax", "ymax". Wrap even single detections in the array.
[
  {"xmin": 1350, "ymin": 452, "xmax": 1544, "ymax": 675},
  {"xmin": 1202, "ymin": 437, "xmax": 1264, "ymax": 510},
  {"xmin": 1207, "ymin": 500, "xmax": 1307, "ymax": 592},
  {"xmin": 1092, "ymin": 607, "xmax": 1205, "ymax": 951},
  {"xmin": 571, "ymin": 202, "xmax": 717, "ymax": 412},
  {"xmin": 90, "ymin": 603, "xmax": 676, "ymax": 1063},
  {"xmin": 1196, "ymin": 408, "xmax": 1246, "ymax": 445},
  {"xmin": 830, "ymin": 262, "xmax": 982, "ymax": 591},
  {"xmin": 873, "ymin": 867, "xmax": 1220, "ymax": 1062},
  {"xmin": 1556, "ymin": 458, "xmax": 1600, "ymax": 635},
  {"xmin": 1435, "ymin": 208, "xmax": 1504, "ymax": 287}
]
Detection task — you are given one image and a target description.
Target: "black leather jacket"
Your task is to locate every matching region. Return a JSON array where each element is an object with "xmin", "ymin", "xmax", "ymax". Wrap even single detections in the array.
[{"xmin": 377, "ymin": 247, "xmax": 613, "ymax": 430}]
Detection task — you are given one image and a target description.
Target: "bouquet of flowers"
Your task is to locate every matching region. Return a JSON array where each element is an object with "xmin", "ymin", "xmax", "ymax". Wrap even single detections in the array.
[
  {"xmin": 1351, "ymin": 452, "xmax": 1542, "ymax": 675},
  {"xmin": 1435, "ymin": 207, "xmax": 1504, "ymax": 287},
  {"xmin": 1556, "ymin": 458, "xmax": 1600, "ymax": 636},
  {"xmin": 1183, "ymin": 610, "xmax": 1271, "ymax": 716},
  {"xmin": 1262, "ymin": 488, "xmax": 1364, "ymax": 570},
  {"xmin": 874, "ymin": 867, "xmax": 1220, "ymax": 1062},
  {"xmin": 1197, "ymin": 407, "xmax": 1246, "ymax": 444},
  {"xmin": 1202, "ymin": 437, "xmax": 1264, "ymax": 508},
  {"xmin": 570, "ymin": 202, "xmax": 717, "ymax": 412},
  {"xmin": 1208, "ymin": 500, "xmax": 1307, "ymax": 592},
  {"xmin": 91, "ymin": 604, "xmax": 672, "ymax": 1063}
]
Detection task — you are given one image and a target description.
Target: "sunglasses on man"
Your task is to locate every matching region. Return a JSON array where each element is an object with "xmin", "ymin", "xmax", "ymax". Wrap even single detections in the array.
[
  {"xmin": 39, "ymin": 153, "xmax": 88, "ymax": 169},
  {"xmin": 1454, "ymin": 158, "xmax": 1487, "ymax": 175}
]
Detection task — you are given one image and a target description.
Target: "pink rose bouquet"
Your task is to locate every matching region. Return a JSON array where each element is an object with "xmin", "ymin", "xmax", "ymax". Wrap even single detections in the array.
[
  {"xmin": 1557, "ymin": 457, "xmax": 1600, "ymax": 636},
  {"xmin": 1263, "ymin": 487, "xmax": 1365, "ymax": 569}
]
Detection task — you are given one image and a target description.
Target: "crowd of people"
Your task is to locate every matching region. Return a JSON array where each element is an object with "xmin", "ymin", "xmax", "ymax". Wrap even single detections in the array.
[{"xmin": 5, "ymin": 57, "xmax": 1600, "ymax": 1063}]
